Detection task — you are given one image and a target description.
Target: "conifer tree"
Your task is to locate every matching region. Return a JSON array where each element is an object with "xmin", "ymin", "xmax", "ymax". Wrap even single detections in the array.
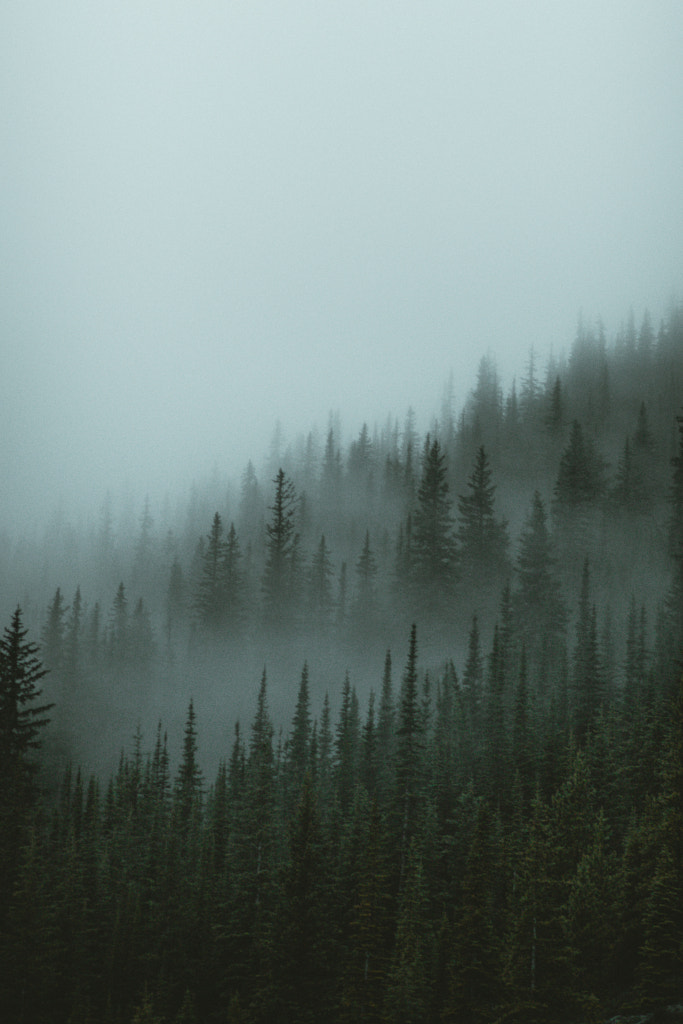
[
  {"xmin": 396, "ymin": 625, "xmax": 424, "ymax": 880},
  {"xmin": 41, "ymin": 586, "xmax": 69, "ymax": 674},
  {"xmin": 515, "ymin": 490, "xmax": 566, "ymax": 668},
  {"xmin": 457, "ymin": 445, "xmax": 510, "ymax": 590},
  {"xmin": 410, "ymin": 437, "xmax": 457, "ymax": 613},
  {"xmin": 174, "ymin": 699, "xmax": 203, "ymax": 831},
  {"xmin": 572, "ymin": 560, "xmax": 603, "ymax": 746},
  {"xmin": 285, "ymin": 662, "xmax": 312, "ymax": 807},
  {"xmin": 0, "ymin": 607, "xmax": 53, "ymax": 805},
  {"xmin": 0, "ymin": 608, "xmax": 53, "ymax": 921},
  {"xmin": 552, "ymin": 419, "xmax": 607, "ymax": 514},
  {"xmin": 262, "ymin": 469, "xmax": 299, "ymax": 630},
  {"xmin": 307, "ymin": 534, "xmax": 335, "ymax": 631},
  {"xmin": 352, "ymin": 530, "xmax": 379, "ymax": 631}
]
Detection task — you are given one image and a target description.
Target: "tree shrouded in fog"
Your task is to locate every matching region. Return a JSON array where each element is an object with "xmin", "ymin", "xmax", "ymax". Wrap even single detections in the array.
[
  {"xmin": 262, "ymin": 468, "xmax": 299, "ymax": 629},
  {"xmin": 457, "ymin": 445, "xmax": 509, "ymax": 590},
  {"xmin": 514, "ymin": 490, "xmax": 566, "ymax": 667},
  {"xmin": 409, "ymin": 436, "xmax": 457, "ymax": 614},
  {"xmin": 0, "ymin": 608, "xmax": 53, "ymax": 913}
]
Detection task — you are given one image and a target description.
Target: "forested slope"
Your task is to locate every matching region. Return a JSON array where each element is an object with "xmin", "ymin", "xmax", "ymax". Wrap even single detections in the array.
[{"xmin": 1, "ymin": 304, "xmax": 683, "ymax": 1022}]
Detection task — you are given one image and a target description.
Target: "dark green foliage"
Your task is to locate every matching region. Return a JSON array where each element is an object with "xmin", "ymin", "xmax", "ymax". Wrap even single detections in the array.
[
  {"xmin": 515, "ymin": 491, "xmax": 566, "ymax": 667},
  {"xmin": 5, "ymin": 303, "xmax": 683, "ymax": 1023},
  {"xmin": 553, "ymin": 418, "xmax": 607, "ymax": 512},
  {"xmin": 410, "ymin": 437, "xmax": 457, "ymax": 613},
  {"xmin": 457, "ymin": 445, "xmax": 510, "ymax": 591},
  {"xmin": 262, "ymin": 468, "xmax": 299, "ymax": 629}
]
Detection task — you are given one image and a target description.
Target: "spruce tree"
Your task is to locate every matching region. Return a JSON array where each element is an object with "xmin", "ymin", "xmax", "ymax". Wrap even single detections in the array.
[
  {"xmin": 411, "ymin": 437, "xmax": 457, "ymax": 613},
  {"xmin": 262, "ymin": 469, "xmax": 299, "ymax": 630},
  {"xmin": 457, "ymin": 445, "xmax": 510, "ymax": 591}
]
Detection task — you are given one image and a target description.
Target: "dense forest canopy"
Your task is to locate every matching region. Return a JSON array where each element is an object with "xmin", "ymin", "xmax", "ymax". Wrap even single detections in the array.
[{"xmin": 1, "ymin": 303, "xmax": 683, "ymax": 1023}]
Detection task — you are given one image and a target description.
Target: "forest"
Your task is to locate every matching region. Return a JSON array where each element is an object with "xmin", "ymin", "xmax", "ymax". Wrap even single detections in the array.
[{"xmin": 1, "ymin": 304, "xmax": 683, "ymax": 1023}]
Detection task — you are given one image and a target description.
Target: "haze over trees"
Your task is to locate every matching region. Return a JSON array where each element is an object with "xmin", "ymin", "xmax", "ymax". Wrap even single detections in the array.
[{"xmin": 1, "ymin": 303, "xmax": 683, "ymax": 1022}]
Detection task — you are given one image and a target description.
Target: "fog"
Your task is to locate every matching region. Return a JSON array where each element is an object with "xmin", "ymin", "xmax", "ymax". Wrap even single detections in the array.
[{"xmin": 2, "ymin": 1, "xmax": 683, "ymax": 532}]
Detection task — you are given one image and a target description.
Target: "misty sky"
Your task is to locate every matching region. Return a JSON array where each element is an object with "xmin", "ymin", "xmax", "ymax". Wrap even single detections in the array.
[{"xmin": 2, "ymin": 1, "xmax": 682, "ymax": 532}]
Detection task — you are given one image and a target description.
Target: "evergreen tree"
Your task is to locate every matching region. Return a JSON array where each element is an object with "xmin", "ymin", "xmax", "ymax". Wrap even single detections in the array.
[
  {"xmin": 457, "ymin": 446, "xmax": 510, "ymax": 590},
  {"xmin": 285, "ymin": 663, "xmax": 312, "ymax": 807},
  {"xmin": 307, "ymin": 534, "xmax": 335, "ymax": 631},
  {"xmin": 194, "ymin": 512, "xmax": 227, "ymax": 632},
  {"xmin": 515, "ymin": 490, "xmax": 566, "ymax": 667},
  {"xmin": 572, "ymin": 560, "xmax": 603, "ymax": 746},
  {"xmin": 0, "ymin": 608, "xmax": 53, "ymax": 914},
  {"xmin": 262, "ymin": 469, "xmax": 299, "ymax": 630},
  {"xmin": 410, "ymin": 437, "xmax": 457, "ymax": 613},
  {"xmin": 351, "ymin": 530, "xmax": 379, "ymax": 632},
  {"xmin": 174, "ymin": 699, "xmax": 203, "ymax": 832},
  {"xmin": 396, "ymin": 625, "xmax": 424, "ymax": 880},
  {"xmin": 276, "ymin": 774, "xmax": 334, "ymax": 1024},
  {"xmin": 41, "ymin": 586, "xmax": 69, "ymax": 674},
  {"xmin": 108, "ymin": 581, "xmax": 129, "ymax": 664},
  {"xmin": 552, "ymin": 419, "xmax": 607, "ymax": 513}
]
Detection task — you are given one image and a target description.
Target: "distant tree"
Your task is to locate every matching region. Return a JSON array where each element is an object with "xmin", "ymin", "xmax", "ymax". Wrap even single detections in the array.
[
  {"xmin": 347, "ymin": 423, "xmax": 374, "ymax": 485},
  {"xmin": 223, "ymin": 522, "xmax": 245, "ymax": 637},
  {"xmin": 552, "ymin": 419, "xmax": 607, "ymax": 513},
  {"xmin": 514, "ymin": 491, "xmax": 567, "ymax": 666},
  {"xmin": 396, "ymin": 625, "xmax": 424, "ymax": 879},
  {"xmin": 285, "ymin": 662, "xmax": 312, "ymax": 805},
  {"xmin": 165, "ymin": 558, "xmax": 186, "ymax": 646},
  {"xmin": 572, "ymin": 560, "xmax": 603, "ymax": 746},
  {"xmin": 194, "ymin": 513, "xmax": 227, "ymax": 632},
  {"xmin": 307, "ymin": 534, "xmax": 335, "ymax": 631},
  {"xmin": 351, "ymin": 530, "xmax": 379, "ymax": 631},
  {"xmin": 133, "ymin": 496, "xmax": 154, "ymax": 586},
  {"xmin": 610, "ymin": 436, "xmax": 649, "ymax": 512},
  {"xmin": 174, "ymin": 699, "xmax": 203, "ymax": 832},
  {"xmin": 457, "ymin": 446, "xmax": 510, "ymax": 590},
  {"xmin": 410, "ymin": 437, "xmax": 457, "ymax": 614},
  {"xmin": 63, "ymin": 585, "xmax": 83, "ymax": 683},
  {"xmin": 108, "ymin": 582, "xmax": 129, "ymax": 664},
  {"xmin": 129, "ymin": 597, "xmax": 155, "ymax": 669},
  {"xmin": 520, "ymin": 347, "xmax": 541, "ymax": 422},
  {"xmin": 262, "ymin": 469, "xmax": 299, "ymax": 630},
  {"xmin": 41, "ymin": 587, "xmax": 69, "ymax": 674},
  {"xmin": 545, "ymin": 375, "xmax": 564, "ymax": 435}
]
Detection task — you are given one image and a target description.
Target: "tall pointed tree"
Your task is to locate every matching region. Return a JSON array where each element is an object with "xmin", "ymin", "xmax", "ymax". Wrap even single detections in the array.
[
  {"xmin": 457, "ymin": 445, "xmax": 510, "ymax": 590},
  {"xmin": 410, "ymin": 437, "xmax": 457, "ymax": 613},
  {"xmin": 262, "ymin": 469, "xmax": 298, "ymax": 630}
]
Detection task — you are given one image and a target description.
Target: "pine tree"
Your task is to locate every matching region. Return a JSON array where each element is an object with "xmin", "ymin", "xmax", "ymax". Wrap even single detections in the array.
[
  {"xmin": 396, "ymin": 625, "xmax": 424, "ymax": 881},
  {"xmin": 552, "ymin": 419, "xmax": 607, "ymax": 513},
  {"xmin": 262, "ymin": 469, "xmax": 299, "ymax": 630},
  {"xmin": 108, "ymin": 582, "xmax": 129, "ymax": 664},
  {"xmin": 285, "ymin": 663, "xmax": 312, "ymax": 808},
  {"xmin": 174, "ymin": 700, "xmax": 203, "ymax": 832},
  {"xmin": 457, "ymin": 446, "xmax": 510, "ymax": 591},
  {"xmin": 276, "ymin": 774, "xmax": 334, "ymax": 1023},
  {"xmin": 0, "ymin": 608, "xmax": 53, "ymax": 916},
  {"xmin": 411, "ymin": 437, "xmax": 457, "ymax": 613},
  {"xmin": 351, "ymin": 530, "xmax": 379, "ymax": 631},
  {"xmin": 0, "ymin": 607, "xmax": 53, "ymax": 804},
  {"xmin": 41, "ymin": 586, "xmax": 69, "ymax": 674},
  {"xmin": 307, "ymin": 534, "xmax": 335, "ymax": 631},
  {"xmin": 514, "ymin": 491, "xmax": 566, "ymax": 667},
  {"xmin": 572, "ymin": 560, "xmax": 603, "ymax": 746},
  {"xmin": 194, "ymin": 512, "xmax": 227, "ymax": 632}
]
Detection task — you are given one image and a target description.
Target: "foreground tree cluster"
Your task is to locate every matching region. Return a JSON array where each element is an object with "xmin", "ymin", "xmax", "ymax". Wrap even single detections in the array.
[{"xmin": 1, "ymin": 613, "xmax": 682, "ymax": 1023}]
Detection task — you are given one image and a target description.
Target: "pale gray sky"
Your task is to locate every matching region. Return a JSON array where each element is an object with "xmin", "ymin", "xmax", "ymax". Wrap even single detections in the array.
[{"xmin": 2, "ymin": 1, "xmax": 682, "ymax": 530}]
